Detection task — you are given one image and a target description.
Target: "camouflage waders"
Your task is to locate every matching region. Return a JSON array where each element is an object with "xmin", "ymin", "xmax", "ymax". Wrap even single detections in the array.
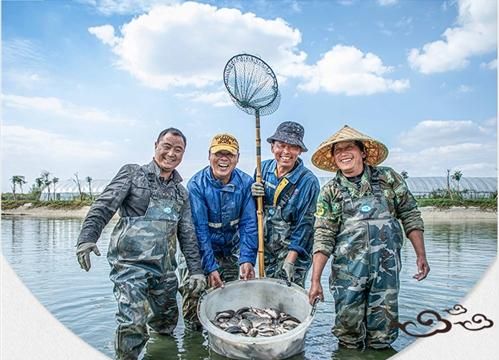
[
  {"xmin": 264, "ymin": 205, "xmax": 309, "ymax": 287},
  {"xmin": 330, "ymin": 170, "xmax": 403, "ymax": 349},
  {"xmin": 107, "ymin": 172, "xmax": 182, "ymax": 360},
  {"xmin": 179, "ymin": 253, "xmax": 239, "ymax": 328}
]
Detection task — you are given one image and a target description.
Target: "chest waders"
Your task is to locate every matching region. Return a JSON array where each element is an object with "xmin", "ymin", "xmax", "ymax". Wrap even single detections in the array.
[
  {"xmin": 179, "ymin": 190, "xmax": 241, "ymax": 329},
  {"xmin": 264, "ymin": 173, "xmax": 309, "ymax": 287},
  {"xmin": 330, "ymin": 170, "xmax": 403, "ymax": 349},
  {"xmin": 107, "ymin": 171, "xmax": 181, "ymax": 360}
]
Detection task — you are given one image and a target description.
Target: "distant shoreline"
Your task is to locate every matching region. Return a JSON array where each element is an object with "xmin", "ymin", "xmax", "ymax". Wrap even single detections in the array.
[{"xmin": 1, "ymin": 205, "xmax": 497, "ymax": 221}]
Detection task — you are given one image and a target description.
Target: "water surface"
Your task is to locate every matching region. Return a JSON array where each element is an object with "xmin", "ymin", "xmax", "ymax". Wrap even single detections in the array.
[{"xmin": 1, "ymin": 216, "xmax": 496, "ymax": 359}]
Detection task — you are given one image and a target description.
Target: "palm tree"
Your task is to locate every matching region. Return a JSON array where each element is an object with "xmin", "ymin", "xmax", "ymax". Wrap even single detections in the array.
[
  {"xmin": 52, "ymin": 177, "xmax": 59, "ymax": 201},
  {"xmin": 40, "ymin": 170, "xmax": 52, "ymax": 200},
  {"xmin": 451, "ymin": 170, "xmax": 463, "ymax": 193},
  {"xmin": 10, "ymin": 175, "xmax": 27, "ymax": 200},
  {"xmin": 73, "ymin": 172, "xmax": 83, "ymax": 201},
  {"xmin": 401, "ymin": 170, "xmax": 408, "ymax": 179},
  {"xmin": 85, "ymin": 176, "xmax": 93, "ymax": 200}
]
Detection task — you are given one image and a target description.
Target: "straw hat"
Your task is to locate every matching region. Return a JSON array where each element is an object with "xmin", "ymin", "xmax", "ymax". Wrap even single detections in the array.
[{"xmin": 311, "ymin": 125, "xmax": 389, "ymax": 172}]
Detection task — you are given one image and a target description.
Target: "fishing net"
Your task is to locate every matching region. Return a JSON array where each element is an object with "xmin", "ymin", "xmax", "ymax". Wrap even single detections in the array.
[{"xmin": 223, "ymin": 53, "xmax": 280, "ymax": 116}]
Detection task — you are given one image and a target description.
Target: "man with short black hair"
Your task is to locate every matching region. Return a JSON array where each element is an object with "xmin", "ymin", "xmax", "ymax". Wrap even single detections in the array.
[{"xmin": 76, "ymin": 128, "xmax": 206, "ymax": 360}]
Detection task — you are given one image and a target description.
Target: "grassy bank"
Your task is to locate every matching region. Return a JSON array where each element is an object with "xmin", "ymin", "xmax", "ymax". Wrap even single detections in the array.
[{"xmin": 1, "ymin": 199, "xmax": 93, "ymax": 210}]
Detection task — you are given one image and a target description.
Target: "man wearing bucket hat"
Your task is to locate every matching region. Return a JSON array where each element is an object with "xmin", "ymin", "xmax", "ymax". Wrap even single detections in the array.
[
  {"xmin": 75, "ymin": 128, "xmax": 206, "ymax": 360},
  {"xmin": 179, "ymin": 133, "xmax": 258, "ymax": 329},
  {"xmin": 308, "ymin": 125, "xmax": 429, "ymax": 350},
  {"xmin": 251, "ymin": 121, "xmax": 320, "ymax": 287}
]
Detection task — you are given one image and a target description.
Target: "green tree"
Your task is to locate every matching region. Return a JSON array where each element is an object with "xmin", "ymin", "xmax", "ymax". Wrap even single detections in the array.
[
  {"xmin": 85, "ymin": 176, "xmax": 93, "ymax": 200},
  {"xmin": 451, "ymin": 170, "xmax": 463, "ymax": 192},
  {"xmin": 10, "ymin": 175, "xmax": 26, "ymax": 200},
  {"xmin": 73, "ymin": 172, "xmax": 83, "ymax": 201},
  {"xmin": 52, "ymin": 177, "xmax": 59, "ymax": 201},
  {"xmin": 40, "ymin": 170, "xmax": 52, "ymax": 200},
  {"xmin": 401, "ymin": 170, "xmax": 408, "ymax": 179}
]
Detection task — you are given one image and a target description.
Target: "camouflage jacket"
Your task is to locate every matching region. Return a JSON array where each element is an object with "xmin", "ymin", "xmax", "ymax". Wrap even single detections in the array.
[
  {"xmin": 313, "ymin": 165, "xmax": 424, "ymax": 257},
  {"xmin": 77, "ymin": 160, "xmax": 203, "ymax": 275}
]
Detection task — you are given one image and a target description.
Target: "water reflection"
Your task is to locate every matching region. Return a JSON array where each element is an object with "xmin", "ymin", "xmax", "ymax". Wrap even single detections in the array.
[{"xmin": 1, "ymin": 216, "xmax": 496, "ymax": 360}]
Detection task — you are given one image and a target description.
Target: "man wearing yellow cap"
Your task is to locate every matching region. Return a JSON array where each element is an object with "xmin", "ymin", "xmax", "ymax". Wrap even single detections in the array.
[
  {"xmin": 180, "ymin": 133, "xmax": 258, "ymax": 329},
  {"xmin": 308, "ymin": 125, "xmax": 430, "ymax": 350}
]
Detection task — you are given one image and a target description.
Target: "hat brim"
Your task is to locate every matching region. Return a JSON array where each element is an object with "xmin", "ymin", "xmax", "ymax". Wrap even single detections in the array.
[
  {"xmin": 210, "ymin": 145, "xmax": 238, "ymax": 155},
  {"xmin": 266, "ymin": 136, "xmax": 308, "ymax": 152},
  {"xmin": 311, "ymin": 128, "xmax": 388, "ymax": 172}
]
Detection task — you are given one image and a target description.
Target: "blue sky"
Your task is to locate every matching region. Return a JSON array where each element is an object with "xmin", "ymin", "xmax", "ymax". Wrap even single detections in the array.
[{"xmin": 2, "ymin": 0, "xmax": 497, "ymax": 192}]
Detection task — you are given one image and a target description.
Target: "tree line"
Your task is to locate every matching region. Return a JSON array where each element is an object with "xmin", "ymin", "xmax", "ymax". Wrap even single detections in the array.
[{"xmin": 8, "ymin": 171, "xmax": 95, "ymax": 201}]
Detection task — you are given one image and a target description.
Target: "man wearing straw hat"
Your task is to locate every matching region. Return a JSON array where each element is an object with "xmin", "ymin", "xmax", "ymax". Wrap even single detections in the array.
[
  {"xmin": 308, "ymin": 125, "xmax": 429, "ymax": 349},
  {"xmin": 252, "ymin": 121, "xmax": 320, "ymax": 287},
  {"xmin": 179, "ymin": 133, "xmax": 258, "ymax": 329}
]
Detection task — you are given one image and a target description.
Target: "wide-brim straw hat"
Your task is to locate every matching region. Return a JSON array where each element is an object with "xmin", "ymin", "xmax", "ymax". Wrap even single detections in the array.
[{"xmin": 311, "ymin": 125, "xmax": 389, "ymax": 172}]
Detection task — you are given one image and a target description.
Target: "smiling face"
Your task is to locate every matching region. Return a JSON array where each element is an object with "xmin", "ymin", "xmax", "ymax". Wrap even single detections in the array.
[
  {"xmin": 154, "ymin": 132, "xmax": 185, "ymax": 178},
  {"xmin": 332, "ymin": 140, "xmax": 366, "ymax": 177},
  {"xmin": 209, "ymin": 150, "xmax": 239, "ymax": 184},
  {"xmin": 271, "ymin": 141, "xmax": 302, "ymax": 177}
]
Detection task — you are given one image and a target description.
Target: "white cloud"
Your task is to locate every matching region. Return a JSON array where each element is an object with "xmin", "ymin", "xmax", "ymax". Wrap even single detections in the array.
[
  {"xmin": 408, "ymin": 0, "xmax": 497, "ymax": 74},
  {"xmin": 2, "ymin": 94, "xmax": 135, "ymax": 125},
  {"xmin": 377, "ymin": 0, "xmax": 398, "ymax": 6},
  {"xmin": 298, "ymin": 45, "xmax": 410, "ymax": 95},
  {"xmin": 457, "ymin": 84, "xmax": 473, "ymax": 93},
  {"xmin": 386, "ymin": 119, "xmax": 497, "ymax": 177},
  {"xmin": 175, "ymin": 90, "xmax": 232, "ymax": 107},
  {"xmin": 89, "ymin": 2, "xmax": 306, "ymax": 90},
  {"xmin": 81, "ymin": 0, "xmax": 178, "ymax": 15},
  {"xmin": 480, "ymin": 58, "xmax": 497, "ymax": 70},
  {"xmin": 1, "ymin": 125, "xmax": 120, "ymax": 189},
  {"xmin": 2, "ymin": 38, "xmax": 45, "ymax": 66}
]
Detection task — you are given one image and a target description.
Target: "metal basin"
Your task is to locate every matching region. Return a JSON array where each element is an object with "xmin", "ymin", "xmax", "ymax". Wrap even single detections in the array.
[{"xmin": 198, "ymin": 278, "xmax": 315, "ymax": 360}]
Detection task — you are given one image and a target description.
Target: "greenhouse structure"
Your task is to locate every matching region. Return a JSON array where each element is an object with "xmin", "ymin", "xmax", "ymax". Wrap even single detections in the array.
[
  {"xmin": 39, "ymin": 179, "xmax": 112, "ymax": 201},
  {"xmin": 317, "ymin": 176, "xmax": 497, "ymax": 199},
  {"xmin": 41, "ymin": 176, "xmax": 496, "ymax": 201}
]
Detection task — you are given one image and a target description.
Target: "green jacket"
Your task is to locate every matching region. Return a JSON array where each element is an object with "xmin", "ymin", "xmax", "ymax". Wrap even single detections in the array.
[{"xmin": 313, "ymin": 165, "xmax": 424, "ymax": 257}]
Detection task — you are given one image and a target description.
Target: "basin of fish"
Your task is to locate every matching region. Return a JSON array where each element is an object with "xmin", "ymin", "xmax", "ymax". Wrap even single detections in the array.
[
  {"xmin": 212, "ymin": 306, "xmax": 301, "ymax": 337},
  {"xmin": 198, "ymin": 278, "xmax": 316, "ymax": 360}
]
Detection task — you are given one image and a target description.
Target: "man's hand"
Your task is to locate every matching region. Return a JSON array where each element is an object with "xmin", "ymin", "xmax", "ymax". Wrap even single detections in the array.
[
  {"xmin": 76, "ymin": 242, "xmax": 101, "ymax": 271},
  {"xmin": 207, "ymin": 271, "xmax": 224, "ymax": 289},
  {"xmin": 282, "ymin": 260, "xmax": 295, "ymax": 282},
  {"xmin": 308, "ymin": 281, "xmax": 324, "ymax": 305},
  {"xmin": 251, "ymin": 182, "xmax": 265, "ymax": 197},
  {"xmin": 239, "ymin": 263, "xmax": 255, "ymax": 281},
  {"xmin": 188, "ymin": 274, "xmax": 207, "ymax": 295},
  {"xmin": 413, "ymin": 256, "xmax": 430, "ymax": 281}
]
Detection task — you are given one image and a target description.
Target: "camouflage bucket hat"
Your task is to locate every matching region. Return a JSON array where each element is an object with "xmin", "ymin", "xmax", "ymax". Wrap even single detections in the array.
[
  {"xmin": 266, "ymin": 121, "xmax": 308, "ymax": 152},
  {"xmin": 311, "ymin": 125, "xmax": 389, "ymax": 172}
]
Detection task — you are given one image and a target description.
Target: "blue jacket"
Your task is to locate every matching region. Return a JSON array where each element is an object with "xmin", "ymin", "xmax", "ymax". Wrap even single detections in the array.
[
  {"xmin": 187, "ymin": 166, "xmax": 258, "ymax": 274},
  {"xmin": 260, "ymin": 158, "xmax": 320, "ymax": 257}
]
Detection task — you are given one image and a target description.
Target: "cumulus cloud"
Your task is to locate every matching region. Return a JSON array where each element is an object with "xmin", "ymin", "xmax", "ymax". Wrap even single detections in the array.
[
  {"xmin": 386, "ymin": 118, "xmax": 497, "ymax": 176},
  {"xmin": 2, "ymin": 94, "xmax": 135, "ymax": 125},
  {"xmin": 89, "ymin": 2, "xmax": 404, "ymax": 97},
  {"xmin": 89, "ymin": 2, "xmax": 306, "ymax": 90},
  {"xmin": 408, "ymin": 0, "xmax": 497, "ymax": 74},
  {"xmin": 298, "ymin": 45, "xmax": 410, "ymax": 95}
]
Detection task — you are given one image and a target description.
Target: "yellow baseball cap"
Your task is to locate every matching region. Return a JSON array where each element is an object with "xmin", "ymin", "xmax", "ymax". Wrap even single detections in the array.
[{"xmin": 210, "ymin": 133, "xmax": 239, "ymax": 155}]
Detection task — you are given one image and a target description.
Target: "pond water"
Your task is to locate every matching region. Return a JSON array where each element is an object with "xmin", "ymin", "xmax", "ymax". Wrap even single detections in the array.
[{"xmin": 1, "ymin": 216, "xmax": 497, "ymax": 360}]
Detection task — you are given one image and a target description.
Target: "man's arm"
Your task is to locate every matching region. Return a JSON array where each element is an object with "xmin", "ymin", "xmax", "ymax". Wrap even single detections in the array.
[
  {"xmin": 77, "ymin": 164, "xmax": 135, "ymax": 245},
  {"xmin": 407, "ymin": 229, "xmax": 430, "ymax": 281},
  {"xmin": 238, "ymin": 179, "xmax": 258, "ymax": 266},
  {"xmin": 308, "ymin": 251, "xmax": 329, "ymax": 304}
]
